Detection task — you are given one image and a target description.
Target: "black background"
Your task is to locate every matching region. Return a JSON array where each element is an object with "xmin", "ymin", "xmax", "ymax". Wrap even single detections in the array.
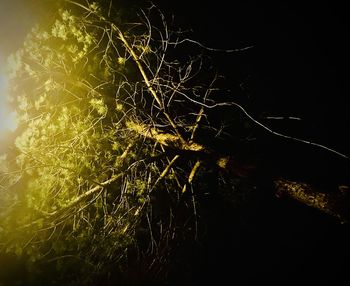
[
  {"xmin": 159, "ymin": 0, "xmax": 350, "ymax": 153},
  {"xmin": 153, "ymin": 0, "xmax": 350, "ymax": 283}
]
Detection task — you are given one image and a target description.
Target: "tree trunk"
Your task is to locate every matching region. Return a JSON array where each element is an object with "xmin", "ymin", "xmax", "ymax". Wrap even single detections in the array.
[{"xmin": 274, "ymin": 179, "xmax": 350, "ymax": 223}]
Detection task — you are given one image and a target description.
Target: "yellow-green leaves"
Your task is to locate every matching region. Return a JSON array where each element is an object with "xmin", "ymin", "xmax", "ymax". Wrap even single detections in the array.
[
  {"xmin": 89, "ymin": 98, "xmax": 108, "ymax": 116},
  {"xmin": 117, "ymin": 57, "xmax": 126, "ymax": 65},
  {"xmin": 61, "ymin": 10, "xmax": 74, "ymax": 22},
  {"xmin": 89, "ymin": 2, "xmax": 99, "ymax": 12},
  {"xmin": 1, "ymin": 1, "xmax": 180, "ymax": 280},
  {"xmin": 52, "ymin": 19, "xmax": 68, "ymax": 40}
]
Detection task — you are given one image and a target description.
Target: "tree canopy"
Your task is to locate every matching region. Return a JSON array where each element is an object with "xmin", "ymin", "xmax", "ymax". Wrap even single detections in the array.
[
  {"xmin": 0, "ymin": 1, "xmax": 245, "ymax": 283},
  {"xmin": 1, "ymin": 1, "xmax": 349, "ymax": 285}
]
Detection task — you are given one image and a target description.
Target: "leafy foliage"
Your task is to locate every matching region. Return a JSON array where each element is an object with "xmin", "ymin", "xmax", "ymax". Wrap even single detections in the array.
[
  {"xmin": 0, "ymin": 2, "xmax": 216, "ymax": 282},
  {"xmin": 0, "ymin": 1, "xmax": 247, "ymax": 284},
  {"xmin": 2, "ymin": 3, "xmax": 144, "ymax": 272}
]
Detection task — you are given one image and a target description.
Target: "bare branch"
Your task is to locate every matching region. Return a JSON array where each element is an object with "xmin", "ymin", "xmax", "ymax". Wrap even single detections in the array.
[
  {"xmin": 152, "ymin": 154, "xmax": 180, "ymax": 191},
  {"xmin": 112, "ymin": 24, "xmax": 187, "ymax": 144},
  {"xmin": 182, "ymin": 160, "xmax": 202, "ymax": 193}
]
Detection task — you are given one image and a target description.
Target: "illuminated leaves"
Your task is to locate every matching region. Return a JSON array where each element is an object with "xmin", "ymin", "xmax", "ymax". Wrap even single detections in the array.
[
  {"xmin": 117, "ymin": 57, "xmax": 126, "ymax": 65},
  {"xmin": 0, "ymin": 1, "xmax": 209, "ymax": 280},
  {"xmin": 89, "ymin": 98, "xmax": 108, "ymax": 116},
  {"xmin": 52, "ymin": 19, "xmax": 68, "ymax": 40}
]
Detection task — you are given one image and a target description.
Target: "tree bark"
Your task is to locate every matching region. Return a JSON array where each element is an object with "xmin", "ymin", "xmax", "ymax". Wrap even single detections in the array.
[
  {"xmin": 274, "ymin": 179, "xmax": 350, "ymax": 223},
  {"xmin": 127, "ymin": 120, "xmax": 350, "ymax": 223}
]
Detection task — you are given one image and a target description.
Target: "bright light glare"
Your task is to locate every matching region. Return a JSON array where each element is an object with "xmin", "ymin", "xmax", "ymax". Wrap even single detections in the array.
[
  {"xmin": 0, "ymin": 74, "xmax": 17, "ymax": 134},
  {"xmin": 0, "ymin": 107, "xmax": 18, "ymax": 133}
]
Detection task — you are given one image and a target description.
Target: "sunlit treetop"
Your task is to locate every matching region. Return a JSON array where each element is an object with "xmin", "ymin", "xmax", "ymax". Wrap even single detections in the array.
[
  {"xmin": 0, "ymin": 1, "xmax": 233, "ymax": 281},
  {"xmin": 1, "ymin": 3, "xmax": 152, "ymax": 269}
]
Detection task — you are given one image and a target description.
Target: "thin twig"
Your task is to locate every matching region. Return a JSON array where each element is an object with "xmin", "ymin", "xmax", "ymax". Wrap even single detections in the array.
[{"xmin": 182, "ymin": 160, "xmax": 201, "ymax": 193}]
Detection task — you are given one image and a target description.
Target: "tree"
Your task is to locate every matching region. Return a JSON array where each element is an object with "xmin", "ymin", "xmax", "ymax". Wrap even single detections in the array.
[
  {"xmin": 0, "ymin": 1, "xmax": 227, "ymax": 283},
  {"xmin": 1, "ymin": 1, "xmax": 349, "ymax": 284}
]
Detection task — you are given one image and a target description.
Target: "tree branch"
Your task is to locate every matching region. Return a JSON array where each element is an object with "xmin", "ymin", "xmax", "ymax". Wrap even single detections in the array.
[
  {"xmin": 274, "ymin": 179, "xmax": 350, "ymax": 223},
  {"xmin": 182, "ymin": 160, "xmax": 202, "ymax": 193},
  {"xmin": 113, "ymin": 24, "xmax": 186, "ymax": 145},
  {"xmin": 126, "ymin": 121, "xmax": 205, "ymax": 152}
]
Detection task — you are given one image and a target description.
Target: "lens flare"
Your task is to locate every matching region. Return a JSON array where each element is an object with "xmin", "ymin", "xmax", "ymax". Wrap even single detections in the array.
[
  {"xmin": 0, "ymin": 74, "xmax": 17, "ymax": 135},
  {"xmin": 0, "ymin": 108, "xmax": 18, "ymax": 133}
]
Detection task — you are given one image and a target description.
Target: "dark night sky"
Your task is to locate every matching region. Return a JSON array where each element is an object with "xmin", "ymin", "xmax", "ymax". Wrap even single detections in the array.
[
  {"xmin": 157, "ymin": 1, "xmax": 350, "ymax": 282},
  {"xmin": 161, "ymin": 0, "xmax": 350, "ymax": 188},
  {"xmin": 161, "ymin": 0, "xmax": 350, "ymax": 154}
]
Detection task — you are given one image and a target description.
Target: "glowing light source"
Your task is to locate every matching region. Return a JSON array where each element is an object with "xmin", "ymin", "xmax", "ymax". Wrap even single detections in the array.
[
  {"xmin": 0, "ymin": 108, "xmax": 18, "ymax": 133},
  {"xmin": 0, "ymin": 74, "xmax": 17, "ymax": 135}
]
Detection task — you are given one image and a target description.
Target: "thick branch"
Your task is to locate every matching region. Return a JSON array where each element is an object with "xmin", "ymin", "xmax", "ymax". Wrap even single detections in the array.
[
  {"xmin": 274, "ymin": 179, "xmax": 350, "ymax": 223},
  {"xmin": 126, "ymin": 121, "xmax": 205, "ymax": 152},
  {"xmin": 126, "ymin": 121, "xmax": 244, "ymax": 176},
  {"xmin": 49, "ymin": 173, "xmax": 124, "ymax": 218}
]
